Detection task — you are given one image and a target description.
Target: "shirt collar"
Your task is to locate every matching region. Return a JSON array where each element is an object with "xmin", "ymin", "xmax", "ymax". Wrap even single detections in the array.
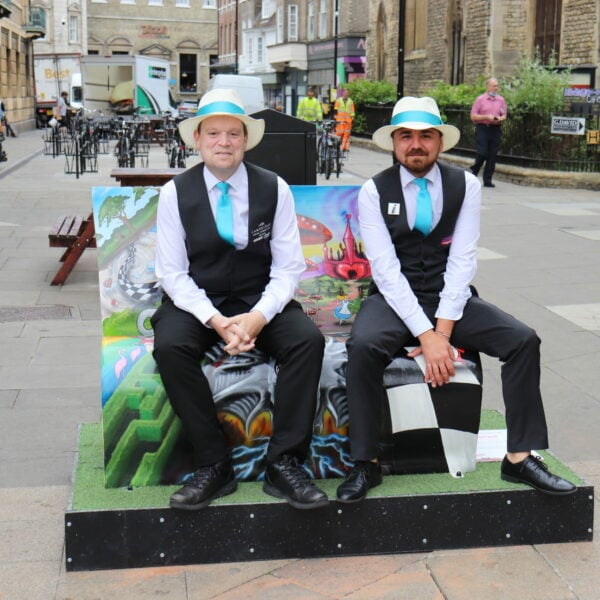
[
  {"xmin": 204, "ymin": 162, "xmax": 247, "ymax": 193},
  {"xmin": 399, "ymin": 163, "xmax": 440, "ymax": 190}
]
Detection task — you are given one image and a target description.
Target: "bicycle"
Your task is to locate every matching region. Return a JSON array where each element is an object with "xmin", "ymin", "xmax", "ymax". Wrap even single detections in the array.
[
  {"xmin": 316, "ymin": 120, "xmax": 342, "ymax": 180},
  {"xmin": 164, "ymin": 115, "xmax": 188, "ymax": 169}
]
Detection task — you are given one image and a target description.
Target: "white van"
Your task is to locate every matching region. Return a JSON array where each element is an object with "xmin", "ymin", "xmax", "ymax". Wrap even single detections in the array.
[{"xmin": 206, "ymin": 75, "xmax": 266, "ymax": 115}]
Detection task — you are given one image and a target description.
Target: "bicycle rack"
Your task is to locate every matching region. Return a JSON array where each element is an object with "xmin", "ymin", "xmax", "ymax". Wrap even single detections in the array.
[{"xmin": 64, "ymin": 138, "xmax": 98, "ymax": 178}]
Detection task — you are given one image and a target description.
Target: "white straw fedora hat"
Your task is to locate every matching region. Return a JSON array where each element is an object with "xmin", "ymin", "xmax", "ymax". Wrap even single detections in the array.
[
  {"xmin": 178, "ymin": 88, "xmax": 265, "ymax": 150},
  {"xmin": 372, "ymin": 96, "xmax": 460, "ymax": 152}
]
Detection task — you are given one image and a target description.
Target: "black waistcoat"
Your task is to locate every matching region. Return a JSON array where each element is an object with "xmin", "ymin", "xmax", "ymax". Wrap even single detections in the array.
[
  {"xmin": 371, "ymin": 162, "xmax": 466, "ymax": 303},
  {"xmin": 173, "ymin": 161, "xmax": 278, "ymax": 306}
]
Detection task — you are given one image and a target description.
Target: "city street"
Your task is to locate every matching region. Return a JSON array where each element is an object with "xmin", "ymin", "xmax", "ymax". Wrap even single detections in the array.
[{"xmin": 0, "ymin": 128, "xmax": 599, "ymax": 599}]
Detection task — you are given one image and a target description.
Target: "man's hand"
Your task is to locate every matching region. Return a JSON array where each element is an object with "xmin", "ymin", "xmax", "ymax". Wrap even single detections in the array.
[
  {"xmin": 208, "ymin": 310, "xmax": 267, "ymax": 356},
  {"xmin": 209, "ymin": 313, "xmax": 255, "ymax": 356},
  {"xmin": 408, "ymin": 329, "xmax": 456, "ymax": 388}
]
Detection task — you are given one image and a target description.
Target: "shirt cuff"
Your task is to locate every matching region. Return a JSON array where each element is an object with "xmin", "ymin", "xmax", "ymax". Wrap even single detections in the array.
[
  {"xmin": 404, "ymin": 311, "xmax": 434, "ymax": 338},
  {"xmin": 252, "ymin": 298, "xmax": 276, "ymax": 324}
]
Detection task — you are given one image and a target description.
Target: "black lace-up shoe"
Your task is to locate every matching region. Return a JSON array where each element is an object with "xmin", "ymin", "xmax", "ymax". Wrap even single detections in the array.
[
  {"xmin": 263, "ymin": 455, "xmax": 329, "ymax": 509},
  {"xmin": 170, "ymin": 458, "xmax": 237, "ymax": 510},
  {"xmin": 336, "ymin": 461, "xmax": 383, "ymax": 503},
  {"xmin": 501, "ymin": 455, "xmax": 576, "ymax": 496}
]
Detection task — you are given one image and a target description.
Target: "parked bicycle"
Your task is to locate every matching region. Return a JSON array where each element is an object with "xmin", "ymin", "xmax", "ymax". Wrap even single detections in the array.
[
  {"xmin": 114, "ymin": 117, "xmax": 149, "ymax": 168},
  {"xmin": 316, "ymin": 119, "xmax": 342, "ymax": 180},
  {"xmin": 164, "ymin": 115, "xmax": 188, "ymax": 169}
]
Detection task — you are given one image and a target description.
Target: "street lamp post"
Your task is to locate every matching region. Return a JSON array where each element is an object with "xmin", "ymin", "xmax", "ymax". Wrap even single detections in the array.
[
  {"xmin": 333, "ymin": 0, "xmax": 339, "ymax": 95},
  {"xmin": 397, "ymin": 0, "xmax": 405, "ymax": 99}
]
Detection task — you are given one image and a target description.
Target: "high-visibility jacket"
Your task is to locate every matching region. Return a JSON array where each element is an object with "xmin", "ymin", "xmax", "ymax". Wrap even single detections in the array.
[
  {"xmin": 334, "ymin": 97, "xmax": 355, "ymax": 123},
  {"xmin": 297, "ymin": 96, "xmax": 323, "ymax": 122}
]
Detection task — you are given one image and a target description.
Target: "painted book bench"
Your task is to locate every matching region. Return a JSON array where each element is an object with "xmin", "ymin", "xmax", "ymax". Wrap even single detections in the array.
[{"xmin": 91, "ymin": 185, "xmax": 483, "ymax": 490}]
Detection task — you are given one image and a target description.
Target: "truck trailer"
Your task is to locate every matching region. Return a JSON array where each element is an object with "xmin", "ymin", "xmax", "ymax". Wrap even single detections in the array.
[
  {"xmin": 33, "ymin": 53, "xmax": 82, "ymax": 127},
  {"xmin": 81, "ymin": 55, "xmax": 177, "ymax": 117}
]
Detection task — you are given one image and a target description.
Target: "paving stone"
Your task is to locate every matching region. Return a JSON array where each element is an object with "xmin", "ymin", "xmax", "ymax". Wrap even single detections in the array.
[
  {"xmin": 56, "ymin": 566, "xmax": 188, "ymax": 600},
  {"xmin": 0, "ymin": 364, "xmax": 99, "ymax": 389},
  {"xmin": 33, "ymin": 336, "xmax": 100, "ymax": 366},
  {"xmin": 0, "ymin": 561, "xmax": 61, "ymax": 600},
  {"xmin": 271, "ymin": 555, "xmax": 415, "ymax": 598},
  {"xmin": 203, "ymin": 574, "xmax": 331, "ymax": 600},
  {"xmin": 345, "ymin": 561, "xmax": 443, "ymax": 600},
  {"xmin": 0, "ymin": 485, "xmax": 69, "ymax": 521},
  {"xmin": 0, "ymin": 389, "xmax": 18, "ymax": 408},
  {"xmin": 0, "ymin": 517, "xmax": 64, "ymax": 563},
  {"xmin": 185, "ymin": 560, "xmax": 295, "ymax": 598},
  {"xmin": 427, "ymin": 546, "xmax": 577, "ymax": 600}
]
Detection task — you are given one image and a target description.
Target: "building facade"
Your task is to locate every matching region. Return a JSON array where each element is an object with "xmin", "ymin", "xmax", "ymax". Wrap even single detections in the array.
[
  {"xmin": 1, "ymin": 0, "xmax": 46, "ymax": 129},
  {"xmin": 216, "ymin": 0, "xmax": 367, "ymax": 115},
  {"xmin": 367, "ymin": 0, "xmax": 599, "ymax": 96},
  {"xmin": 86, "ymin": 0, "xmax": 219, "ymax": 104}
]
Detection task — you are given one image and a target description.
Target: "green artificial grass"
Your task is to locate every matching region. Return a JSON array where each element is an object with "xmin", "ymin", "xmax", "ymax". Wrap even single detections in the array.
[{"xmin": 69, "ymin": 411, "xmax": 586, "ymax": 512}]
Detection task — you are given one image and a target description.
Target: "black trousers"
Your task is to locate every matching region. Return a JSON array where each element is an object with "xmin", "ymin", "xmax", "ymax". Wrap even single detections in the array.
[
  {"xmin": 471, "ymin": 124, "xmax": 502, "ymax": 184},
  {"xmin": 345, "ymin": 293, "xmax": 549, "ymax": 461},
  {"xmin": 151, "ymin": 298, "xmax": 325, "ymax": 467}
]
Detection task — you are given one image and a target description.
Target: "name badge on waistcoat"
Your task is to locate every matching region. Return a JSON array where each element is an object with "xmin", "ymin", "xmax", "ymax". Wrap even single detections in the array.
[
  {"xmin": 387, "ymin": 203, "xmax": 401, "ymax": 216},
  {"xmin": 251, "ymin": 221, "xmax": 272, "ymax": 243}
]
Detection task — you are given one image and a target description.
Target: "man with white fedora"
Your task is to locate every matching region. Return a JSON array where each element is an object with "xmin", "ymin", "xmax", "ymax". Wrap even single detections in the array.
[
  {"xmin": 152, "ymin": 88, "xmax": 328, "ymax": 510},
  {"xmin": 336, "ymin": 96, "xmax": 575, "ymax": 503}
]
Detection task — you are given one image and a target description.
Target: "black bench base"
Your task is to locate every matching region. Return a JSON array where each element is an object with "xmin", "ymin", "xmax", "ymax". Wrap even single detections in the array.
[{"xmin": 65, "ymin": 485, "xmax": 593, "ymax": 572}]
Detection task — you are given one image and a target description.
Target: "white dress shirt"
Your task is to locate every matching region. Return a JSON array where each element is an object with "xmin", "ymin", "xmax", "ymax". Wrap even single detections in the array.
[
  {"xmin": 155, "ymin": 162, "xmax": 306, "ymax": 326},
  {"xmin": 358, "ymin": 163, "xmax": 481, "ymax": 337}
]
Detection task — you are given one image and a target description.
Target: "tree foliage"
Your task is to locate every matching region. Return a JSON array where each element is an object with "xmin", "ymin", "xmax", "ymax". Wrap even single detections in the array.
[
  {"xmin": 424, "ymin": 54, "xmax": 571, "ymax": 115},
  {"xmin": 345, "ymin": 79, "xmax": 396, "ymax": 107},
  {"xmin": 502, "ymin": 53, "xmax": 571, "ymax": 114}
]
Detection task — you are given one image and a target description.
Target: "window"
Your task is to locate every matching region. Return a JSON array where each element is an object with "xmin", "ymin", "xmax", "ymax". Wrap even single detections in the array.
[
  {"xmin": 261, "ymin": 0, "xmax": 275, "ymax": 20},
  {"xmin": 203, "ymin": 0, "xmax": 216, "ymax": 8},
  {"xmin": 179, "ymin": 53, "xmax": 197, "ymax": 92},
  {"xmin": 288, "ymin": 5, "xmax": 298, "ymax": 42},
  {"xmin": 307, "ymin": 2, "xmax": 315, "ymax": 41},
  {"xmin": 148, "ymin": 0, "xmax": 163, "ymax": 5},
  {"xmin": 319, "ymin": 0, "xmax": 327, "ymax": 38},
  {"xmin": 247, "ymin": 37, "xmax": 253, "ymax": 64},
  {"xmin": 69, "ymin": 15, "xmax": 78, "ymax": 43},
  {"xmin": 175, "ymin": 0, "xmax": 190, "ymax": 6},
  {"xmin": 405, "ymin": 0, "xmax": 427, "ymax": 54},
  {"xmin": 257, "ymin": 36, "xmax": 263, "ymax": 64},
  {"xmin": 276, "ymin": 6, "xmax": 283, "ymax": 43},
  {"xmin": 120, "ymin": 0, "xmax": 135, "ymax": 4},
  {"xmin": 535, "ymin": 0, "xmax": 561, "ymax": 63}
]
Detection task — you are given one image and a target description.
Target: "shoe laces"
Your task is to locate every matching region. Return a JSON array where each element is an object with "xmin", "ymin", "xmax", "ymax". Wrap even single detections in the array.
[
  {"xmin": 525, "ymin": 455, "xmax": 548, "ymax": 473},
  {"xmin": 277, "ymin": 455, "xmax": 313, "ymax": 489},
  {"xmin": 184, "ymin": 464, "xmax": 218, "ymax": 488}
]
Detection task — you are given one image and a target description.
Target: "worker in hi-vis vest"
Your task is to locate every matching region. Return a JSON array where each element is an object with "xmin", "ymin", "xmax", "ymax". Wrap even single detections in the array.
[
  {"xmin": 334, "ymin": 87, "xmax": 355, "ymax": 153},
  {"xmin": 296, "ymin": 87, "xmax": 323, "ymax": 122}
]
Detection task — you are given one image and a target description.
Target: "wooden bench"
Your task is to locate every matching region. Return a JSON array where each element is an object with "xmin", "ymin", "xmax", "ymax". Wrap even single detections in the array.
[{"xmin": 48, "ymin": 213, "xmax": 97, "ymax": 286}]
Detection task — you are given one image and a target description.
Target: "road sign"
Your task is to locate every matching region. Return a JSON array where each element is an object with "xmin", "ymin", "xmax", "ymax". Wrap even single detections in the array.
[{"xmin": 551, "ymin": 116, "xmax": 586, "ymax": 135}]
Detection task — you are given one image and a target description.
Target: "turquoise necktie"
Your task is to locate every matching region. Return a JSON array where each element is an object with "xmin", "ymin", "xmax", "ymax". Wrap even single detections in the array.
[
  {"xmin": 215, "ymin": 181, "xmax": 234, "ymax": 246},
  {"xmin": 413, "ymin": 177, "xmax": 432, "ymax": 236}
]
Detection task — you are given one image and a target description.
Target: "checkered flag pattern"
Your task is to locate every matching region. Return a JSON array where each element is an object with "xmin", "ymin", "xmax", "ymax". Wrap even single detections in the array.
[
  {"xmin": 383, "ymin": 347, "xmax": 482, "ymax": 477},
  {"xmin": 117, "ymin": 244, "xmax": 163, "ymax": 303}
]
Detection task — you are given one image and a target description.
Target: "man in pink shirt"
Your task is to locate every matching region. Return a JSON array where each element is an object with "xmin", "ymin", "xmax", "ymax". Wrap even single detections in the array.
[{"xmin": 470, "ymin": 78, "xmax": 507, "ymax": 188}]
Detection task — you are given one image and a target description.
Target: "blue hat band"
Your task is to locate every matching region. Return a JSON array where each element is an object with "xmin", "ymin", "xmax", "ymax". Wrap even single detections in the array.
[
  {"xmin": 391, "ymin": 110, "xmax": 443, "ymax": 127},
  {"xmin": 196, "ymin": 101, "xmax": 246, "ymax": 117}
]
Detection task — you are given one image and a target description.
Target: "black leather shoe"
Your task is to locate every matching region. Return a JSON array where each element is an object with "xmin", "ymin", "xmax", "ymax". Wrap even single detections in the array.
[
  {"xmin": 501, "ymin": 455, "xmax": 576, "ymax": 496},
  {"xmin": 470, "ymin": 167, "xmax": 479, "ymax": 176},
  {"xmin": 263, "ymin": 455, "xmax": 329, "ymax": 509},
  {"xmin": 170, "ymin": 458, "xmax": 237, "ymax": 510},
  {"xmin": 483, "ymin": 182, "xmax": 496, "ymax": 187},
  {"xmin": 336, "ymin": 461, "xmax": 383, "ymax": 503}
]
